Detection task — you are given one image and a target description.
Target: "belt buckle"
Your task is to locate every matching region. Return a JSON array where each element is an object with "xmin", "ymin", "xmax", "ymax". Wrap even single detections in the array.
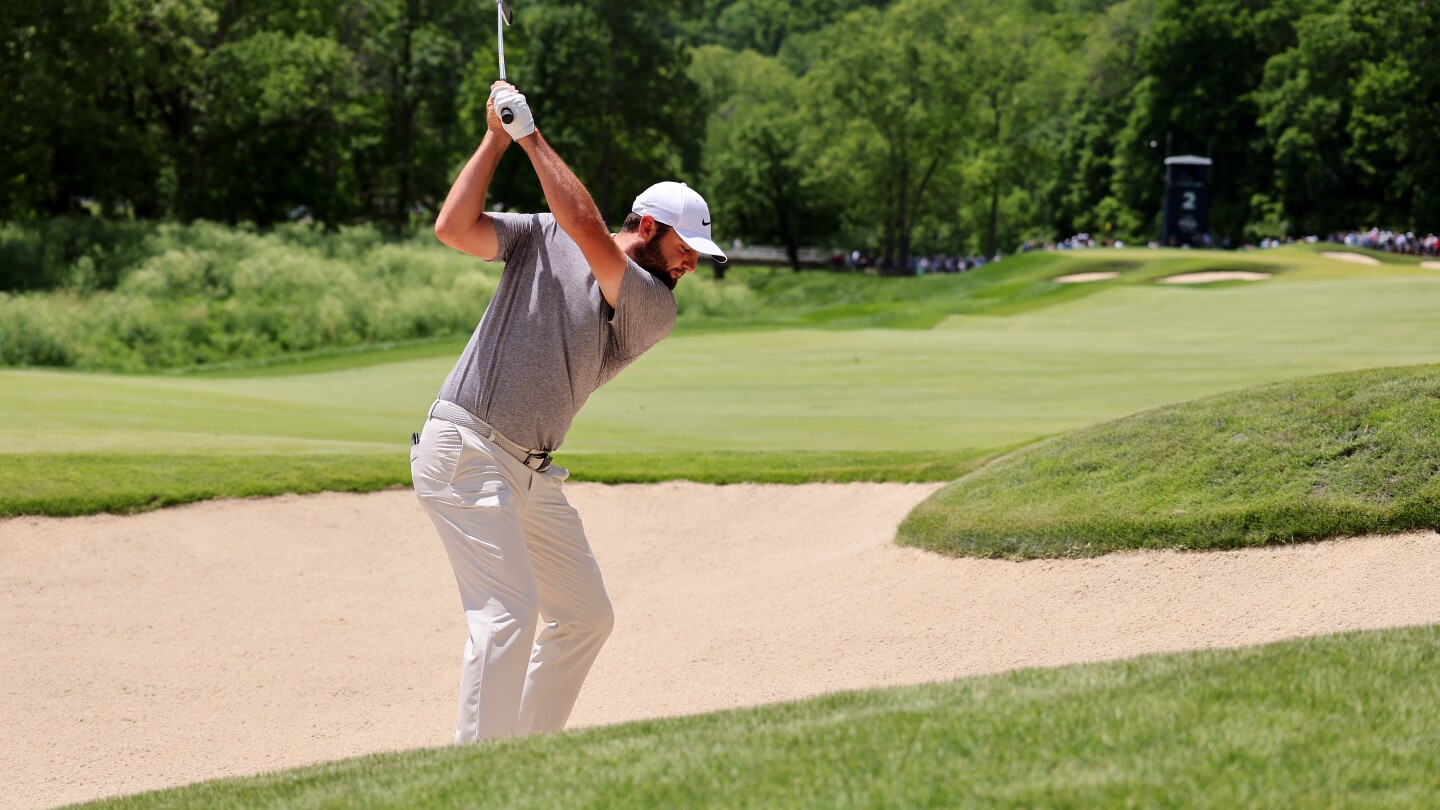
[{"xmin": 525, "ymin": 451, "xmax": 552, "ymax": 472}]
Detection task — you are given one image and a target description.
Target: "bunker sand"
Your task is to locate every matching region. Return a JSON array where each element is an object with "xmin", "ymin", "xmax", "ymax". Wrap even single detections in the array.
[
  {"xmin": 1158, "ymin": 270, "xmax": 1270, "ymax": 284},
  {"xmin": 1321, "ymin": 251, "xmax": 1381, "ymax": 266},
  {"xmin": 4, "ymin": 484, "xmax": 1438, "ymax": 808},
  {"xmin": 1054, "ymin": 271, "xmax": 1120, "ymax": 283}
]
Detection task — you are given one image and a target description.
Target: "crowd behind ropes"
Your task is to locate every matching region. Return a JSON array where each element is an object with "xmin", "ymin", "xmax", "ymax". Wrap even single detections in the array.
[
  {"xmin": 836, "ymin": 251, "xmax": 996, "ymax": 275},
  {"xmin": 777, "ymin": 225, "xmax": 1437, "ymax": 278},
  {"xmin": 1015, "ymin": 227, "xmax": 1440, "ymax": 259},
  {"xmin": 1330, "ymin": 228, "xmax": 1440, "ymax": 257}
]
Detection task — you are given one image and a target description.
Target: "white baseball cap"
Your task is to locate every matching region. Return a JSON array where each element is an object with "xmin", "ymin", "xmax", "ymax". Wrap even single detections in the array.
[{"xmin": 631, "ymin": 181, "xmax": 728, "ymax": 262}]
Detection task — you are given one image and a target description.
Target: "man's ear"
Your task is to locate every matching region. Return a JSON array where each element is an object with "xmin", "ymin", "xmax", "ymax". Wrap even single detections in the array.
[{"xmin": 638, "ymin": 214, "xmax": 657, "ymax": 241}]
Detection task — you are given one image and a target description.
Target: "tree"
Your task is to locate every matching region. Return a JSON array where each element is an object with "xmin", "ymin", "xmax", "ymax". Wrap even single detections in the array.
[
  {"xmin": 959, "ymin": 11, "xmax": 1070, "ymax": 256},
  {"xmin": 106, "ymin": 0, "xmax": 371, "ymax": 223},
  {"xmin": 460, "ymin": 0, "xmax": 703, "ymax": 224},
  {"xmin": 1110, "ymin": 0, "xmax": 1314, "ymax": 243},
  {"xmin": 1050, "ymin": 0, "xmax": 1156, "ymax": 241},
  {"xmin": 690, "ymin": 46, "xmax": 838, "ymax": 270},
  {"xmin": 0, "ymin": 0, "xmax": 151, "ymax": 218},
  {"xmin": 807, "ymin": 0, "xmax": 971, "ymax": 273},
  {"xmin": 1256, "ymin": 0, "xmax": 1440, "ymax": 233},
  {"xmin": 679, "ymin": 0, "xmax": 885, "ymax": 55}
]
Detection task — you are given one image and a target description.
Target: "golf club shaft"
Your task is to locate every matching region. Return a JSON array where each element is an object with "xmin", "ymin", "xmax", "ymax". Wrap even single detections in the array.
[
  {"xmin": 497, "ymin": 1, "xmax": 513, "ymax": 123},
  {"xmin": 497, "ymin": 4, "xmax": 506, "ymax": 81}
]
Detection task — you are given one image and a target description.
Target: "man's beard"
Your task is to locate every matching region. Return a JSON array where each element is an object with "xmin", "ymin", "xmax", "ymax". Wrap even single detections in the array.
[{"xmin": 632, "ymin": 234, "xmax": 677, "ymax": 290}]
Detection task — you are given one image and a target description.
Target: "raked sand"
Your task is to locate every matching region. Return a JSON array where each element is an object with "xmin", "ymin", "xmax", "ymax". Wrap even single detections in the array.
[
  {"xmin": 3, "ymin": 484, "xmax": 1439, "ymax": 809},
  {"xmin": 1158, "ymin": 270, "xmax": 1271, "ymax": 284},
  {"xmin": 1321, "ymin": 251, "xmax": 1382, "ymax": 266}
]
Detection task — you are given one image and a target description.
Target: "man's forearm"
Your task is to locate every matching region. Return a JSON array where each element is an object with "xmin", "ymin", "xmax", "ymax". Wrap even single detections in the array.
[
  {"xmin": 519, "ymin": 131, "xmax": 610, "ymax": 244},
  {"xmin": 436, "ymin": 131, "xmax": 509, "ymax": 233}
]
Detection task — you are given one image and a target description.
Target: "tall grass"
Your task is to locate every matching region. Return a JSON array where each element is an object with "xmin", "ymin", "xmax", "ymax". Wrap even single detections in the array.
[{"xmin": 0, "ymin": 221, "xmax": 497, "ymax": 370}]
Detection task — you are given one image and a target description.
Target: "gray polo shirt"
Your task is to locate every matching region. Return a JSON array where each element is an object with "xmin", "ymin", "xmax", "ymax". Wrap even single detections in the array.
[{"xmin": 437, "ymin": 212, "xmax": 677, "ymax": 452}]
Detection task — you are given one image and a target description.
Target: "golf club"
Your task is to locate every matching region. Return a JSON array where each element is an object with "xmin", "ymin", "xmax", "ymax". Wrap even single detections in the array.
[{"xmin": 496, "ymin": 0, "xmax": 514, "ymax": 124}]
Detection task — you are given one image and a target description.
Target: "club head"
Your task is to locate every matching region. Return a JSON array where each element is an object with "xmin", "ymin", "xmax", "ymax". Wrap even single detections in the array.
[{"xmin": 497, "ymin": 0, "xmax": 512, "ymax": 26}]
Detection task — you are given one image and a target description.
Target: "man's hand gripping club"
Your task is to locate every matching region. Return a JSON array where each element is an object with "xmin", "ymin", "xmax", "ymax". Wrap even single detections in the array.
[{"xmin": 490, "ymin": 83, "xmax": 535, "ymax": 142}]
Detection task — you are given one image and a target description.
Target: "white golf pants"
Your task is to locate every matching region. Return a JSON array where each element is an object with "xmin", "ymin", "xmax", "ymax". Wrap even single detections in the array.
[{"xmin": 411, "ymin": 413, "xmax": 612, "ymax": 743}]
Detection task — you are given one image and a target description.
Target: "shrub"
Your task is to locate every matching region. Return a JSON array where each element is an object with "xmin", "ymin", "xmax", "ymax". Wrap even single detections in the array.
[
  {"xmin": 674, "ymin": 273, "xmax": 758, "ymax": 318},
  {"xmin": 0, "ymin": 220, "xmax": 502, "ymax": 370}
]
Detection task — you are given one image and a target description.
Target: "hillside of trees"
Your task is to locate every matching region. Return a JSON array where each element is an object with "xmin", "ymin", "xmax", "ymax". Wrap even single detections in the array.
[{"xmin": 3, "ymin": 0, "xmax": 1437, "ymax": 276}]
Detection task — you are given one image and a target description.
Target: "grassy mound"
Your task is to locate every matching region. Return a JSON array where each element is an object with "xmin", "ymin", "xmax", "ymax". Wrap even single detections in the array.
[
  {"xmin": 899, "ymin": 364, "xmax": 1440, "ymax": 558},
  {"xmin": 77, "ymin": 625, "xmax": 1440, "ymax": 809}
]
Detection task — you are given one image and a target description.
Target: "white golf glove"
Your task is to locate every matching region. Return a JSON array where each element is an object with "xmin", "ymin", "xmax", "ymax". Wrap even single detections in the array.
[{"xmin": 490, "ymin": 86, "xmax": 535, "ymax": 141}]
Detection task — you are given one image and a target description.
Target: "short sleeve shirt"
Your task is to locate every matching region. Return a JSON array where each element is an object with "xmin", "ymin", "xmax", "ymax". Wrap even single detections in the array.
[{"xmin": 437, "ymin": 213, "xmax": 677, "ymax": 452}]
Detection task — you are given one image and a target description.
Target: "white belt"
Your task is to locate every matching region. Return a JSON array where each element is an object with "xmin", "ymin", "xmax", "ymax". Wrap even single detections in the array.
[{"xmin": 428, "ymin": 400, "xmax": 553, "ymax": 472}]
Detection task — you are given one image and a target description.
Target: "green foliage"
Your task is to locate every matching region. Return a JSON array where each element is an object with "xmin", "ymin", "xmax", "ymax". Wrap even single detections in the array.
[
  {"xmin": 900, "ymin": 364, "xmax": 1440, "ymax": 558},
  {"xmin": 0, "ymin": 221, "xmax": 497, "ymax": 370},
  {"xmin": 70, "ymin": 626, "xmax": 1440, "ymax": 808},
  {"xmin": 562, "ymin": 449, "xmax": 996, "ymax": 484},
  {"xmin": 0, "ymin": 217, "xmax": 154, "ymax": 292},
  {"xmin": 678, "ymin": 0, "xmax": 883, "ymax": 55},
  {"xmin": 0, "ymin": 452, "xmax": 406, "ymax": 518},
  {"xmin": 1255, "ymin": 0, "xmax": 1440, "ymax": 234},
  {"xmin": 8, "ymin": 0, "xmax": 1436, "ymax": 259},
  {"xmin": 805, "ymin": 0, "xmax": 973, "ymax": 270},
  {"xmin": 691, "ymin": 46, "xmax": 840, "ymax": 270},
  {"xmin": 462, "ymin": 0, "xmax": 704, "ymax": 222}
]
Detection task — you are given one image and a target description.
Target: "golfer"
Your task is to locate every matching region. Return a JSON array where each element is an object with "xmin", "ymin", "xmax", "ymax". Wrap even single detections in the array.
[{"xmin": 412, "ymin": 81, "xmax": 726, "ymax": 742}]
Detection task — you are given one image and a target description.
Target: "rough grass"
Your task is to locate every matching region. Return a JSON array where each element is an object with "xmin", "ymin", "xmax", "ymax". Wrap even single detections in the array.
[
  {"xmin": 898, "ymin": 364, "xmax": 1440, "ymax": 559},
  {"xmin": 0, "ymin": 452, "xmax": 407, "ymax": 517},
  {"xmin": 0, "ymin": 450, "xmax": 981, "ymax": 518},
  {"xmin": 73, "ymin": 625, "xmax": 1440, "ymax": 809},
  {"xmin": 559, "ymin": 448, "xmax": 1003, "ymax": 484}
]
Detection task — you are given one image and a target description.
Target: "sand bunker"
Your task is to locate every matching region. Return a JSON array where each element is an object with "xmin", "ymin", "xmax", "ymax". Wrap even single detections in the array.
[
  {"xmin": 1321, "ymin": 251, "xmax": 1381, "ymax": 266},
  {"xmin": 1054, "ymin": 271, "xmax": 1120, "ymax": 283},
  {"xmin": 1158, "ymin": 271, "xmax": 1271, "ymax": 284},
  {"xmin": 1421, "ymin": 261, "xmax": 1440, "ymax": 270},
  {"xmin": 4, "ymin": 484, "xmax": 1439, "ymax": 808}
]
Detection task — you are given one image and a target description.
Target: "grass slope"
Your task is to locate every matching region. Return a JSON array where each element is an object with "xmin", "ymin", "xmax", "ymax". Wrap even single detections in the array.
[
  {"xmin": 76, "ymin": 625, "xmax": 1440, "ymax": 809},
  {"xmin": 899, "ymin": 364, "xmax": 1440, "ymax": 559}
]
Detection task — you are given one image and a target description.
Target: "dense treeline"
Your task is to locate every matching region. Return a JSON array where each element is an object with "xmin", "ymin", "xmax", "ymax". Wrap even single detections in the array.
[{"xmin": 3, "ymin": 0, "xmax": 1437, "ymax": 278}]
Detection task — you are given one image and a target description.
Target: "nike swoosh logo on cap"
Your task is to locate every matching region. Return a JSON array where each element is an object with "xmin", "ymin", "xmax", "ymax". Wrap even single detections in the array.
[{"xmin": 701, "ymin": 219, "xmax": 711, "ymax": 226}]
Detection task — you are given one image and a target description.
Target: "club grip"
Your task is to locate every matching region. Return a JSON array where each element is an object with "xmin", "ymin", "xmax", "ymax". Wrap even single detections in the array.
[{"xmin": 501, "ymin": 108, "xmax": 514, "ymax": 124}]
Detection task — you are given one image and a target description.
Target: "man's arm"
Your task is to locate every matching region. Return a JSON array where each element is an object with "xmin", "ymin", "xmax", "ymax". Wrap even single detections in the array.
[
  {"xmin": 433, "ymin": 92, "xmax": 512, "ymax": 260},
  {"xmin": 517, "ymin": 131, "xmax": 627, "ymax": 307}
]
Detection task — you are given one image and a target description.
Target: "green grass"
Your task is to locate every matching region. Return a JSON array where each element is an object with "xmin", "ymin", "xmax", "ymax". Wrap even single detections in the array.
[
  {"xmin": 0, "ymin": 452, "xmax": 408, "ymax": 516},
  {"xmin": 5, "ymin": 247, "xmax": 1440, "ymax": 516},
  {"xmin": 559, "ymin": 447, "xmax": 1004, "ymax": 484},
  {"xmin": 72, "ymin": 625, "xmax": 1440, "ymax": 809},
  {"xmin": 680, "ymin": 243, "xmax": 1438, "ymax": 330},
  {"xmin": 899, "ymin": 364, "xmax": 1440, "ymax": 559}
]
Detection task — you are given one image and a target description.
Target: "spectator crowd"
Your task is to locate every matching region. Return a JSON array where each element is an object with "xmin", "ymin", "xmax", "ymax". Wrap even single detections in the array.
[{"xmin": 1329, "ymin": 228, "xmax": 1440, "ymax": 257}]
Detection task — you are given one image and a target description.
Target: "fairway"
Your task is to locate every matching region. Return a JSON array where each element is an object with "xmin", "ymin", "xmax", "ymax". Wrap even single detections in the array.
[
  {"xmin": 5, "ymin": 262, "xmax": 1440, "ymax": 497},
  {"xmin": 575, "ymin": 274, "xmax": 1440, "ymax": 452}
]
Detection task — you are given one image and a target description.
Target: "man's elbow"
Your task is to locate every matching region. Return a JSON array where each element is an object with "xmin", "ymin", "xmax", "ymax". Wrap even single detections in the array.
[{"xmin": 434, "ymin": 217, "xmax": 457, "ymax": 247}]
